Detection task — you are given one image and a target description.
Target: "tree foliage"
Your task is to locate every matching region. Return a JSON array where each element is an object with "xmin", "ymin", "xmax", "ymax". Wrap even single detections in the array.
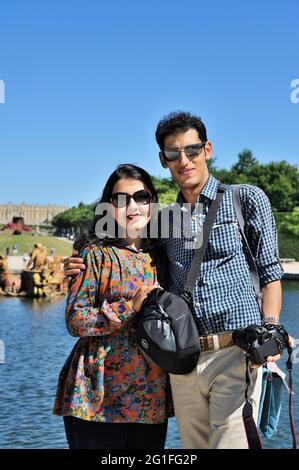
[
  {"xmin": 52, "ymin": 150, "xmax": 299, "ymax": 241},
  {"xmin": 150, "ymin": 175, "xmax": 179, "ymax": 206},
  {"xmin": 213, "ymin": 150, "xmax": 299, "ymax": 212},
  {"xmin": 52, "ymin": 204, "xmax": 94, "ymax": 231}
]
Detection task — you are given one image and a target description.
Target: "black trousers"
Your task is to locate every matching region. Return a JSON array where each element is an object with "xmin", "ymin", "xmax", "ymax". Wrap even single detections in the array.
[{"xmin": 63, "ymin": 416, "xmax": 168, "ymax": 449}]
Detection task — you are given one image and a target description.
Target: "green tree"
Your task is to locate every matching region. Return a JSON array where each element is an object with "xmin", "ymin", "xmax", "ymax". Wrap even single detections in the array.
[
  {"xmin": 151, "ymin": 175, "xmax": 178, "ymax": 205},
  {"xmin": 214, "ymin": 150, "xmax": 298, "ymax": 212},
  {"xmin": 252, "ymin": 161, "xmax": 299, "ymax": 212},
  {"xmin": 231, "ymin": 149, "xmax": 259, "ymax": 176},
  {"xmin": 52, "ymin": 204, "xmax": 94, "ymax": 232},
  {"xmin": 207, "ymin": 156, "xmax": 218, "ymax": 173}
]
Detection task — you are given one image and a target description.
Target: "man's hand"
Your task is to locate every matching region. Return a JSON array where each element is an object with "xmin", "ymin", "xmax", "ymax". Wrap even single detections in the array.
[
  {"xmin": 250, "ymin": 335, "xmax": 295, "ymax": 368},
  {"xmin": 64, "ymin": 249, "xmax": 86, "ymax": 279}
]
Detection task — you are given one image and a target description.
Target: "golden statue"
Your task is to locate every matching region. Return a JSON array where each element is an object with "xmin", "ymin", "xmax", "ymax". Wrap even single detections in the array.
[
  {"xmin": 47, "ymin": 255, "xmax": 66, "ymax": 293},
  {"xmin": 0, "ymin": 254, "xmax": 9, "ymax": 292},
  {"xmin": 47, "ymin": 255, "xmax": 64, "ymax": 273},
  {"xmin": 0, "ymin": 254, "xmax": 9, "ymax": 273},
  {"xmin": 25, "ymin": 244, "xmax": 48, "ymax": 271},
  {"xmin": 0, "ymin": 253, "xmax": 22, "ymax": 293},
  {"xmin": 1, "ymin": 245, "xmax": 67, "ymax": 297}
]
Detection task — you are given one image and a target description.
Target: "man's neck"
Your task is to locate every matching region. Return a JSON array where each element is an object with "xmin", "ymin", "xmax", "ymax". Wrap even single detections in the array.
[{"xmin": 180, "ymin": 173, "xmax": 210, "ymax": 205}]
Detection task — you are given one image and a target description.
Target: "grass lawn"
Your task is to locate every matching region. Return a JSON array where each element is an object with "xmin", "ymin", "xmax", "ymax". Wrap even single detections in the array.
[{"xmin": 0, "ymin": 233, "xmax": 72, "ymax": 257}]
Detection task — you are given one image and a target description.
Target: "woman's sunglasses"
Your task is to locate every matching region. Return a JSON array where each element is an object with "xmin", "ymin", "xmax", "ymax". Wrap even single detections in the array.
[
  {"xmin": 162, "ymin": 142, "xmax": 206, "ymax": 162},
  {"xmin": 111, "ymin": 189, "xmax": 152, "ymax": 208}
]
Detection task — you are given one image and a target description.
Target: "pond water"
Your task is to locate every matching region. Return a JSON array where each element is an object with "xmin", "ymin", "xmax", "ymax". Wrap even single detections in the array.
[{"xmin": 0, "ymin": 280, "xmax": 298, "ymax": 449}]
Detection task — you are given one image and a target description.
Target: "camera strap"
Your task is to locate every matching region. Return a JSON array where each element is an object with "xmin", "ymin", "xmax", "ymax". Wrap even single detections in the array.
[
  {"xmin": 286, "ymin": 347, "xmax": 297, "ymax": 449},
  {"xmin": 242, "ymin": 356, "xmax": 263, "ymax": 449}
]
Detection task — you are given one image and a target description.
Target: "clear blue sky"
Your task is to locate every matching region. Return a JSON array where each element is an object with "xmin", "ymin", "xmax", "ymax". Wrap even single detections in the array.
[{"xmin": 0, "ymin": 0, "xmax": 298, "ymax": 207}]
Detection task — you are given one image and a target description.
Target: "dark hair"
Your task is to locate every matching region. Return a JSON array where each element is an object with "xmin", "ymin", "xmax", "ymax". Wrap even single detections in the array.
[
  {"xmin": 74, "ymin": 164, "xmax": 158, "ymax": 252},
  {"xmin": 155, "ymin": 111, "xmax": 207, "ymax": 150}
]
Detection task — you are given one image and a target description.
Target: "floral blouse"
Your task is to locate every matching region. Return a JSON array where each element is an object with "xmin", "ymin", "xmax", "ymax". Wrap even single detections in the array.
[{"xmin": 53, "ymin": 241, "xmax": 171, "ymax": 424}]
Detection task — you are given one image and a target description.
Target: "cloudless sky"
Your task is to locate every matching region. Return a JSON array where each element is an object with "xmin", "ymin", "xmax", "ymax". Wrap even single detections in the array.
[{"xmin": 0, "ymin": 0, "xmax": 298, "ymax": 207}]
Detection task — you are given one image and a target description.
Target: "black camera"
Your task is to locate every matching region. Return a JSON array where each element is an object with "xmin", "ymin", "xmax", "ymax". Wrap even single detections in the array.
[{"xmin": 232, "ymin": 323, "xmax": 289, "ymax": 365}]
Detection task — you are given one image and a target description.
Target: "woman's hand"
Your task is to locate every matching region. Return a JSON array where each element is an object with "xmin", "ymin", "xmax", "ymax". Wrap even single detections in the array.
[
  {"xmin": 63, "ymin": 249, "xmax": 86, "ymax": 278},
  {"xmin": 132, "ymin": 285, "xmax": 159, "ymax": 312}
]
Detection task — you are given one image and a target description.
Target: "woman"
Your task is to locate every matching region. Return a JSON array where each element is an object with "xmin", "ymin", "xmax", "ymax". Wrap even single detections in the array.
[{"xmin": 53, "ymin": 164, "xmax": 172, "ymax": 449}]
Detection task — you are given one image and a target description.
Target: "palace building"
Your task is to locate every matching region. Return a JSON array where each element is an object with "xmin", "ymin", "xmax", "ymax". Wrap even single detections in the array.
[{"xmin": 0, "ymin": 203, "xmax": 68, "ymax": 226}]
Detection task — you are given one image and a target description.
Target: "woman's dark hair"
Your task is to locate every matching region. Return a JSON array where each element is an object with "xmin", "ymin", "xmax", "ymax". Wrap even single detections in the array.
[
  {"xmin": 74, "ymin": 164, "xmax": 158, "ymax": 252},
  {"xmin": 155, "ymin": 111, "xmax": 207, "ymax": 150}
]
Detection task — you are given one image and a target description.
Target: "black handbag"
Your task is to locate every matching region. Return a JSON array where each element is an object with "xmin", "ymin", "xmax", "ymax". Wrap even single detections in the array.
[{"xmin": 135, "ymin": 184, "xmax": 227, "ymax": 374}]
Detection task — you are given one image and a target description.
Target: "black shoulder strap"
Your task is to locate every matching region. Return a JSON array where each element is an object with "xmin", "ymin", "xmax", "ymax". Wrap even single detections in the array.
[
  {"xmin": 182, "ymin": 183, "xmax": 227, "ymax": 298},
  {"xmin": 231, "ymin": 185, "xmax": 262, "ymax": 311}
]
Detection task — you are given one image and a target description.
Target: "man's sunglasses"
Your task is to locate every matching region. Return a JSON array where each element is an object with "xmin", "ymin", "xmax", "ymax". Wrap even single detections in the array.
[
  {"xmin": 161, "ymin": 142, "xmax": 206, "ymax": 162},
  {"xmin": 111, "ymin": 189, "xmax": 152, "ymax": 208}
]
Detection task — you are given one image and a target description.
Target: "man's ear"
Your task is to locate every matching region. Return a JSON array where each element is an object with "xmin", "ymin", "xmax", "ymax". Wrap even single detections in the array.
[
  {"xmin": 204, "ymin": 141, "xmax": 212, "ymax": 161},
  {"xmin": 159, "ymin": 151, "xmax": 168, "ymax": 169}
]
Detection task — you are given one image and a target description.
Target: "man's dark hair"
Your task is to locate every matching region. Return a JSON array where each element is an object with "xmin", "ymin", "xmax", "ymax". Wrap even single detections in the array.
[{"xmin": 155, "ymin": 111, "xmax": 208, "ymax": 150}]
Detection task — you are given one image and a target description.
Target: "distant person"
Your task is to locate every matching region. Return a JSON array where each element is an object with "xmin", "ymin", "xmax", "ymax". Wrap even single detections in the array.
[
  {"xmin": 13, "ymin": 243, "xmax": 18, "ymax": 255},
  {"xmin": 22, "ymin": 253, "xmax": 29, "ymax": 264},
  {"xmin": 53, "ymin": 164, "xmax": 172, "ymax": 449},
  {"xmin": 5, "ymin": 247, "xmax": 10, "ymax": 256}
]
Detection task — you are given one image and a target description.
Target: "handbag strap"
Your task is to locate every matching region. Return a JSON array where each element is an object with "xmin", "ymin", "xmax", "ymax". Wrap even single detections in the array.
[
  {"xmin": 182, "ymin": 183, "xmax": 227, "ymax": 299},
  {"xmin": 231, "ymin": 185, "xmax": 263, "ymax": 311}
]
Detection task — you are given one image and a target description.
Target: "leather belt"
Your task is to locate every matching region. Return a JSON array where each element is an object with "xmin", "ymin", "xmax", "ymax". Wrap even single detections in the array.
[{"xmin": 199, "ymin": 331, "xmax": 234, "ymax": 352}]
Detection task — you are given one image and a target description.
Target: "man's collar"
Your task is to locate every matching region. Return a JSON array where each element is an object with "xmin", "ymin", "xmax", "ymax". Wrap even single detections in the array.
[{"xmin": 176, "ymin": 174, "xmax": 220, "ymax": 205}]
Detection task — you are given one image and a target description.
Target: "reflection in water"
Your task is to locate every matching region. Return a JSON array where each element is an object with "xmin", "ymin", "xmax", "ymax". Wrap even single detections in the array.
[
  {"xmin": 0, "ymin": 281, "xmax": 298, "ymax": 449},
  {"xmin": 22, "ymin": 295, "xmax": 66, "ymax": 312}
]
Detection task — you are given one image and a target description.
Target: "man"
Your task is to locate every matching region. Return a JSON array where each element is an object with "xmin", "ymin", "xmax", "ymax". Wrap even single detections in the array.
[{"xmin": 64, "ymin": 111, "xmax": 288, "ymax": 449}]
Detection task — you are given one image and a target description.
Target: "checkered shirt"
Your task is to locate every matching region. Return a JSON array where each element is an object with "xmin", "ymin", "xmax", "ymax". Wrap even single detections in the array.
[{"xmin": 158, "ymin": 174, "xmax": 284, "ymax": 335}]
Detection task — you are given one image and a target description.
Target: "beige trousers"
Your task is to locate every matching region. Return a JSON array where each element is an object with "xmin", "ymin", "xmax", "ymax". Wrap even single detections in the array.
[{"xmin": 170, "ymin": 345, "xmax": 262, "ymax": 449}]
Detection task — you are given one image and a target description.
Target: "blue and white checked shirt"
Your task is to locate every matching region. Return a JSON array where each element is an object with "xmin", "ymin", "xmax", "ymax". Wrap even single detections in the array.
[{"xmin": 158, "ymin": 174, "xmax": 284, "ymax": 335}]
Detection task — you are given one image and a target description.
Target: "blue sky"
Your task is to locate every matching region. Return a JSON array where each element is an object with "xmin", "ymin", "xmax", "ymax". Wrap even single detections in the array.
[{"xmin": 0, "ymin": 0, "xmax": 298, "ymax": 207}]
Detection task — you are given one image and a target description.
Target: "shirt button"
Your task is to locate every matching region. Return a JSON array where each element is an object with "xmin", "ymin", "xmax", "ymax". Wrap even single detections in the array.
[
  {"xmin": 195, "ymin": 302, "xmax": 200, "ymax": 307},
  {"xmin": 136, "ymin": 254, "xmax": 142, "ymax": 259},
  {"xmin": 192, "ymin": 215, "xmax": 197, "ymax": 221}
]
